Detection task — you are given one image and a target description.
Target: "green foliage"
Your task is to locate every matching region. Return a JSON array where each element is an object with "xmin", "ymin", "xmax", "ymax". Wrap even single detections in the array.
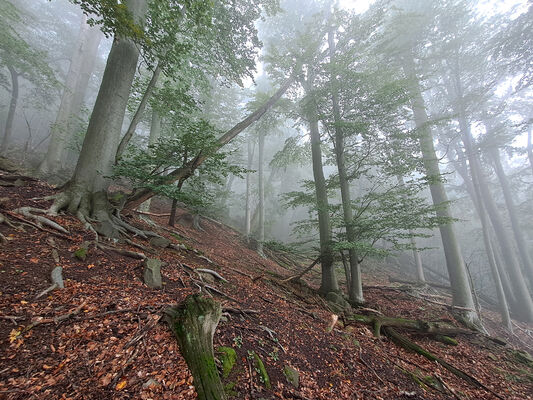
[
  {"xmin": 114, "ymin": 118, "xmax": 246, "ymax": 212},
  {"xmin": 0, "ymin": 1, "xmax": 57, "ymax": 91}
]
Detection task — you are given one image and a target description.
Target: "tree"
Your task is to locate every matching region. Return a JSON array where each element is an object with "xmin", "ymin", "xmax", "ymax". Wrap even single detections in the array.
[
  {"xmin": 38, "ymin": 14, "xmax": 103, "ymax": 177},
  {"xmin": 0, "ymin": 0, "xmax": 56, "ymax": 155}
]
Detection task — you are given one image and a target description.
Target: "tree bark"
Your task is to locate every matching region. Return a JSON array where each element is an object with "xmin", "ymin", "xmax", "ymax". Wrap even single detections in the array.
[
  {"xmin": 328, "ymin": 30, "xmax": 362, "ymax": 304},
  {"xmin": 52, "ymin": 0, "xmax": 147, "ymax": 222},
  {"xmin": 489, "ymin": 145, "xmax": 533, "ymax": 291},
  {"xmin": 244, "ymin": 135, "xmax": 253, "ymax": 239},
  {"xmin": 115, "ymin": 63, "xmax": 161, "ymax": 162},
  {"xmin": 124, "ymin": 74, "xmax": 296, "ymax": 210},
  {"xmin": 452, "ymin": 110, "xmax": 511, "ymax": 329},
  {"xmin": 165, "ymin": 295, "xmax": 226, "ymax": 400},
  {"xmin": 1, "ymin": 65, "xmax": 19, "ymax": 155},
  {"xmin": 402, "ymin": 55, "xmax": 479, "ymax": 327},
  {"xmin": 257, "ymin": 131, "xmax": 265, "ymax": 257},
  {"xmin": 39, "ymin": 15, "xmax": 102, "ymax": 175},
  {"xmin": 138, "ymin": 109, "xmax": 162, "ymax": 214},
  {"xmin": 527, "ymin": 123, "xmax": 533, "ymax": 173},
  {"xmin": 304, "ymin": 78, "xmax": 339, "ymax": 296},
  {"xmin": 448, "ymin": 145, "xmax": 518, "ymax": 310}
]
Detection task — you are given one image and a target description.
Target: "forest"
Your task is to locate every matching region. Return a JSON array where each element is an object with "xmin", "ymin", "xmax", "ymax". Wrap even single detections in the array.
[{"xmin": 0, "ymin": 0, "xmax": 532, "ymax": 399}]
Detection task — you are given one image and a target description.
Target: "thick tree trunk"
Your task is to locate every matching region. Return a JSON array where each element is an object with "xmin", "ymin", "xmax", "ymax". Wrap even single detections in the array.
[
  {"xmin": 402, "ymin": 55, "xmax": 479, "ymax": 327},
  {"xmin": 244, "ymin": 135, "xmax": 253, "ymax": 239},
  {"xmin": 115, "ymin": 63, "xmax": 161, "ymax": 162},
  {"xmin": 165, "ymin": 295, "xmax": 226, "ymax": 400},
  {"xmin": 49, "ymin": 0, "xmax": 147, "ymax": 227},
  {"xmin": 328, "ymin": 30, "xmax": 362, "ymax": 304},
  {"xmin": 1, "ymin": 65, "xmax": 19, "ymax": 155},
  {"xmin": 124, "ymin": 74, "xmax": 296, "ymax": 210},
  {"xmin": 138, "ymin": 110, "xmax": 162, "ymax": 214},
  {"xmin": 489, "ymin": 145, "xmax": 533, "ymax": 290},
  {"xmin": 304, "ymin": 80, "xmax": 339, "ymax": 296},
  {"xmin": 257, "ymin": 132, "xmax": 265, "ymax": 257},
  {"xmin": 38, "ymin": 15, "xmax": 102, "ymax": 176}
]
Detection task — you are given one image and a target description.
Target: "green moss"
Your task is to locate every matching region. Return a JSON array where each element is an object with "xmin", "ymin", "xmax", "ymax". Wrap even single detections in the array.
[
  {"xmin": 435, "ymin": 335, "xmax": 458, "ymax": 346},
  {"xmin": 224, "ymin": 381, "xmax": 238, "ymax": 397},
  {"xmin": 217, "ymin": 346, "xmax": 237, "ymax": 378},
  {"xmin": 283, "ymin": 365, "xmax": 299, "ymax": 388},
  {"xmin": 74, "ymin": 247, "xmax": 88, "ymax": 261},
  {"xmin": 253, "ymin": 352, "xmax": 271, "ymax": 389},
  {"xmin": 511, "ymin": 349, "xmax": 533, "ymax": 368}
]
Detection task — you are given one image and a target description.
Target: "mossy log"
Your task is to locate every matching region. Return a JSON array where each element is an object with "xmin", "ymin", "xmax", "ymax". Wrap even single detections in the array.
[
  {"xmin": 346, "ymin": 313, "xmax": 473, "ymax": 338},
  {"xmin": 383, "ymin": 327, "xmax": 504, "ymax": 400},
  {"xmin": 166, "ymin": 295, "xmax": 226, "ymax": 400}
]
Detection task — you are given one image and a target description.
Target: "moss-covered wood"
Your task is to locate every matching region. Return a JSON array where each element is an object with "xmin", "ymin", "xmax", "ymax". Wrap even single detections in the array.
[
  {"xmin": 346, "ymin": 313, "xmax": 472, "ymax": 338},
  {"xmin": 166, "ymin": 295, "xmax": 226, "ymax": 400}
]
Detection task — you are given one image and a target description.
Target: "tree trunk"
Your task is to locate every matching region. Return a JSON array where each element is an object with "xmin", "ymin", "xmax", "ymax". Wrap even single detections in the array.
[
  {"xmin": 328, "ymin": 30, "xmax": 362, "ymax": 304},
  {"xmin": 397, "ymin": 175, "xmax": 426, "ymax": 283},
  {"xmin": 304, "ymin": 79, "xmax": 339, "ymax": 296},
  {"xmin": 124, "ymin": 74, "xmax": 296, "ymax": 210},
  {"xmin": 244, "ymin": 135, "xmax": 253, "ymax": 239},
  {"xmin": 527, "ymin": 123, "xmax": 533, "ymax": 173},
  {"xmin": 115, "ymin": 63, "xmax": 161, "ymax": 162},
  {"xmin": 402, "ymin": 55, "xmax": 479, "ymax": 327},
  {"xmin": 165, "ymin": 295, "xmax": 226, "ymax": 400},
  {"xmin": 50, "ymin": 0, "xmax": 148, "ymax": 224},
  {"xmin": 138, "ymin": 109, "xmax": 162, "ymax": 214},
  {"xmin": 257, "ymin": 131, "xmax": 265, "ymax": 257},
  {"xmin": 448, "ymin": 146, "xmax": 518, "ymax": 310},
  {"xmin": 38, "ymin": 15, "xmax": 102, "ymax": 176},
  {"xmin": 1, "ymin": 65, "xmax": 19, "ymax": 155},
  {"xmin": 489, "ymin": 145, "xmax": 533, "ymax": 290},
  {"xmin": 453, "ymin": 111, "xmax": 512, "ymax": 329}
]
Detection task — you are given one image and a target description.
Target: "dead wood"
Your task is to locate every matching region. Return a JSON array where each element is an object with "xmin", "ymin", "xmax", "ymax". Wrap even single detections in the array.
[
  {"xmin": 383, "ymin": 327, "xmax": 504, "ymax": 399},
  {"xmin": 21, "ymin": 301, "xmax": 88, "ymax": 334},
  {"xmin": 195, "ymin": 268, "xmax": 228, "ymax": 283},
  {"xmin": 388, "ymin": 276, "xmax": 451, "ymax": 290},
  {"xmin": 165, "ymin": 295, "xmax": 226, "ymax": 400},
  {"xmin": 280, "ymin": 257, "xmax": 320, "ymax": 283},
  {"xmin": 96, "ymin": 243, "xmax": 146, "ymax": 260}
]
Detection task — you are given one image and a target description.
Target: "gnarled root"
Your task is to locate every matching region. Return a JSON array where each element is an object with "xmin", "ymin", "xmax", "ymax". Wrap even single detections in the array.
[{"xmin": 13, "ymin": 207, "xmax": 69, "ymax": 234}]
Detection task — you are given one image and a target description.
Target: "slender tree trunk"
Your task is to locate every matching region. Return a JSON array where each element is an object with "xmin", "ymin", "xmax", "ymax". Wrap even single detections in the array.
[
  {"xmin": 115, "ymin": 63, "xmax": 161, "ymax": 162},
  {"xmin": 168, "ymin": 179, "xmax": 185, "ymax": 227},
  {"xmin": 304, "ymin": 79, "xmax": 339, "ymax": 296},
  {"xmin": 38, "ymin": 15, "xmax": 102, "ymax": 175},
  {"xmin": 446, "ymin": 67, "xmax": 531, "ymax": 322},
  {"xmin": 244, "ymin": 135, "xmax": 253, "ymax": 239},
  {"xmin": 402, "ymin": 55, "xmax": 479, "ymax": 326},
  {"xmin": 138, "ymin": 110, "xmax": 162, "ymax": 214},
  {"xmin": 397, "ymin": 176, "xmax": 425, "ymax": 283},
  {"xmin": 448, "ymin": 146, "xmax": 518, "ymax": 309},
  {"xmin": 257, "ymin": 132, "xmax": 265, "ymax": 257},
  {"xmin": 328, "ymin": 30, "xmax": 362, "ymax": 303},
  {"xmin": 124, "ymin": 74, "xmax": 296, "ymax": 210},
  {"xmin": 527, "ymin": 123, "xmax": 533, "ymax": 173},
  {"xmin": 453, "ymin": 112, "xmax": 511, "ymax": 329},
  {"xmin": 489, "ymin": 145, "xmax": 533, "ymax": 290},
  {"xmin": 1, "ymin": 65, "xmax": 19, "ymax": 155}
]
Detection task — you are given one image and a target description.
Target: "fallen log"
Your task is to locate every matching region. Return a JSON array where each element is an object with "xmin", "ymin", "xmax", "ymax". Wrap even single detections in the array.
[
  {"xmin": 388, "ymin": 276, "xmax": 451, "ymax": 290},
  {"xmin": 165, "ymin": 295, "xmax": 226, "ymax": 400},
  {"xmin": 345, "ymin": 313, "xmax": 474, "ymax": 339},
  {"xmin": 383, "ymin": 327, "xmax": 504, "ymax": 399}
]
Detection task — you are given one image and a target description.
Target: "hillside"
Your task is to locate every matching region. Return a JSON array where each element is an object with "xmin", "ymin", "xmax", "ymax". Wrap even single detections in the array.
[{"xmin": 0, "ymin": 172, "xmax": 532, "ymax": 400}]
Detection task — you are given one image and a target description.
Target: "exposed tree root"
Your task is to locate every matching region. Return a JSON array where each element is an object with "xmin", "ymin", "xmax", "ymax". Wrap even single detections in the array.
[
  {"xmin": 35, "ymin": 283, "xmax": 58, "ymax": 299},
  {"xmin": 96, "ymin": 242, "xmax": 146, "ymax": 260},
  {"xmin": 195, "ymin": 268, "xmax": 228, "ymax": 283},
  {"xmin": 19, "ymin": 301, "xmax": 88, "ymax": 335},
  {"xmin": 13, "ymin": 207, "xmax": 68, "ymax": 234},
  {"xmin": 4, "ymin": 211, "xmax": 71, "ymax": 241},
  {"xmin": 281, "ymin": 257, "xmax": 320, "ymax": 283}
]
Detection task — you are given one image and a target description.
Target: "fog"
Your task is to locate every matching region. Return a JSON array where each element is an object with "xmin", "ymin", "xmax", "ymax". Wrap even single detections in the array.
[{"xmin": 1, "ymin": 0, "xmax": 532, "ymax": 324}]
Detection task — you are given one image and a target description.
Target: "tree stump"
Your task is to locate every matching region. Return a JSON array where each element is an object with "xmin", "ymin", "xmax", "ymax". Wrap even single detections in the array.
[{"xmin": 165, "ymin": 295, "xmax": 226, "ymax": 400}]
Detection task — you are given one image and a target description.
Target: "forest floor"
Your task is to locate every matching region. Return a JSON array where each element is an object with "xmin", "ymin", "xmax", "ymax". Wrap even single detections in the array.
[{"xmin": 0, "ymin": 171, "xmax": 533, "ymax": 400}]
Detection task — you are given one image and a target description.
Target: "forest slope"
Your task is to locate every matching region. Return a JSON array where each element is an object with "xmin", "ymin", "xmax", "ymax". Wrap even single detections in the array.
[{"xmin": 0, "ymin": 170, "xmax": 532, "ymax": 400}]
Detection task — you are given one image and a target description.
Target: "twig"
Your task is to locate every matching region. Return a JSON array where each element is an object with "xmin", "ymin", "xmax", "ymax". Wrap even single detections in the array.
[
  {"xmin": 96, "ymin": 243, "xmax": 146, "ymax": 260},
  {"xmin": 22, "ymin": 301, "xmax": 88, "ymax": 333},
  {"xmin": 35, "ymin": 283, "xmax": 58, "ymax": 299}
]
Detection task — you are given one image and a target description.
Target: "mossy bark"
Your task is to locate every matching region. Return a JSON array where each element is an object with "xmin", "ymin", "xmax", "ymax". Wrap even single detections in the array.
[{"xmin": 165, "ymin": 295, "xmax": 226, "ymax": 400}]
